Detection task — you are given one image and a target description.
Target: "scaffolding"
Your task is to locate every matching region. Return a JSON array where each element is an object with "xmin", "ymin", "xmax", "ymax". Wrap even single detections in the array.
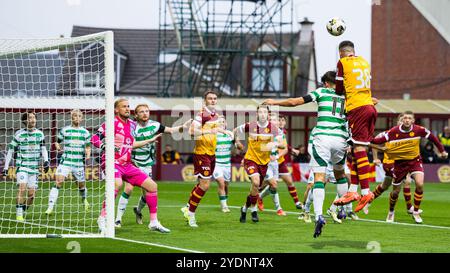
[{"xmin": 158, "ymin": 0, "xmax": 295, "ymax": 97}]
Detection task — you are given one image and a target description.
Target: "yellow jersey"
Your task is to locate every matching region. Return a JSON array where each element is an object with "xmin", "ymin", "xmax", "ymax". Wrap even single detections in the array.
[
  {"xmin": 192, "ymin": 107, "xmax": 219, "ymax": 156},
  {"xmin": 239, "ymin": 121, "xmax": 279, "ymax": 165},
  {"xmin": 336, "ymin": 55, "xmax": 373, "ymax": 112}
]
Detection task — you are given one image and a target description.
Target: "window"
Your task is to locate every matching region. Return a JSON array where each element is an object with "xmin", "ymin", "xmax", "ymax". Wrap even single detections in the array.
[
  {"xmin": 251, "ymin": 58, "xmax": 285, "ymax": 93},
  {"xmin": 79, "ymin": 72, "xmax": 102, "ymax": 92}
]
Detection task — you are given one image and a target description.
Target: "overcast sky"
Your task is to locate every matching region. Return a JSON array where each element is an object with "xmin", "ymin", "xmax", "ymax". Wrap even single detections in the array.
[{"xmin": 0, "ymin": 0, "xmax": 373, "ymax": 78}]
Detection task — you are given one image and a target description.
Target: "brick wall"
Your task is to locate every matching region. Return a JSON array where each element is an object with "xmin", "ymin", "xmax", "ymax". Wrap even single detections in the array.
[{"xmin": 371, "ymin": 0, "xmax": 450, "ymax": 99}]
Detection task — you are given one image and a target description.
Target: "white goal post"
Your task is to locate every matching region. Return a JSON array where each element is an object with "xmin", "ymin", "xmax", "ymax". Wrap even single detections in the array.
[{"xmin": 0, "ymin": 32, "xmax": 115, "ymax": 238}]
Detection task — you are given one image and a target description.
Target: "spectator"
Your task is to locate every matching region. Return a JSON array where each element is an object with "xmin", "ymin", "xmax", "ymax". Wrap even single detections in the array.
[
  {"xmin": 438, "ymin": 126, "xmax": 450, "ymax": 163},
  {"xmin": 162, "ymin": 144, "xmax": 181, "ymax": 164},
  {"xmin": 292, "ymin": 144, "xmax": 310, "ymax": 163},
  {"xmin": 422, "ymin": 141, "xmax": 437, "ymax": 163}
]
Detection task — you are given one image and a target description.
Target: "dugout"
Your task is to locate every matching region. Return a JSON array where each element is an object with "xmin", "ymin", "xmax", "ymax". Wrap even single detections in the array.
[{"xmin": 0, "ymin": 96, "xmax": 449, "ymax": 180}]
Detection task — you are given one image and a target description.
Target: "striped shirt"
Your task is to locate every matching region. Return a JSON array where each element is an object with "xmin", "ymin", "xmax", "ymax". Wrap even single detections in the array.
[
  {"xmin": 9, "ymin": 129, "xmax": 46, "ymax": 175},
  {"xmin": 58, "ymin": 126, "xmax": 91, "ymax": 168},
  {"xmin": 215, "ymin": 133, "xmax": 233, "ymax": 166},
  {"xmin": 309, "ymin": 87, "xmax": 349, "ymax": 139},
  {"xmin": 132, "ymin": 120, "xmax": 165, "ymax": 167}
]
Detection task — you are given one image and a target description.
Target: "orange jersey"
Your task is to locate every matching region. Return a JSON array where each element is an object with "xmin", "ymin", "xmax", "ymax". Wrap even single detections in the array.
[
  {"xmin": 373, "ymin": 125, "xmax": 444, "ymax": 161},
  {"xmin": 336, "ymin": 56, "xmax": 373, "ymax": 112},
  {"xmin": 239, "ymin": 121, "xmax": 279, "ymax": 165},
  {"xmin": 192, "ymin": 107, "xmax": 219, "ymax": 155}
]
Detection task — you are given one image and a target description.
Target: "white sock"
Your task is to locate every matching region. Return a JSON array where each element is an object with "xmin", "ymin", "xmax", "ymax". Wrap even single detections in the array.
[
  {"xmin": 250, "ymin": 205, "xmax": 257, "ymax": 212},
  {"xmin": 313, "ymin": 184, "xmax": 325, "ymax": 221},
  {"xmin": 269, "ymin": 188, "xmax": 281, "ymax": 210},
  {"xmin": 345, "ymin": 202, "xmax": 353, "ymax": 213},
  {"xmin": 349, "ymin": 184, "xmax": 358, "ymax": 192},
  {"xmin": 48, "ymin": 187, "xmax": 60, "ymax": 210},
  {"xmin": 361, "ymin": 188, "xmax": 369, "ymax": 196},
  {"xmin": 329, "ymin": 194, "xmax": 339, "ymax": 213},
  {"xmin": 259, "ymin": 185, "xmax": 270, "ymax": 199},
  {"xmin": 136, "ymin": 196, "xmax": 146, "ymax": 213},
  {"xmin": 16, "ymin": 205, "xmax": 23, "ymax": 217},
  {"xmin": 305, "ymin": 188, "xmax": 313, "ymax": 213},
  {"xmin": 219, "ymin": 195, "xmax": 228, "ymax": 208},
  {"xmin": 115, "ymin": 193, "xmax": 129, "ymax": 222}
]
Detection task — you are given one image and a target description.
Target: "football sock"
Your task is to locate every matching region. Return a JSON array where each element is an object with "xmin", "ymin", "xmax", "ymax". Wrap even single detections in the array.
[
  {"xmin": 403, "ymin": 187, "xmax": 412, "ymax": 210},
  {"xmin": 145, "ymin": 191, "xmax": 158, "ymax": 221},
  {"xmin": 79, "ymin": 187, "xmax": 87, "ymax": 201},
  {"xmin": 136, "ymin": 195, "xmax": 147, "ymax": 213},
  {"xmin": 188, "ymin": 186, "xmax": 206, "ymax": 213},
  {"xmin": 269, "ymin": 187, "xmax": 281, "ymax": 210},
  {"xmin": 48, "ymin": 186, "xmax": 60, "ymax": 210},
  {"xmin": 389, "ymin": 191, "xmax": 399, "ymax": 212},
  {"xmin": 259, "ymin": 185, "xmax": 270, "ymax": 199},
  {"xmin": 287, "ymin": 185, "xmax": 300, "ymax": 204},
  {"xmin": 353, "ymin": 150, "xmax": 371, "ymax": 192},
  {"xmin": 414, "ymin": 189, "xmax": 423, "ymax": 212},
  {"xmin": 313, "ymin": 181, "xmax": 325, "ymax": 221},
  {"xmin": 373, "ymin": 184, "xmax": 385, "ymax": 199},
  {"xmin": 219, "ymin": 194, "xmax": 228, "ymax": 208},
  {"xmin": 115, "ymin": 192, "xmax": 129, "ymax": 222},
  {"xmin": 305, "ymin": 189, "xmax": 313, "ymax": 213}
]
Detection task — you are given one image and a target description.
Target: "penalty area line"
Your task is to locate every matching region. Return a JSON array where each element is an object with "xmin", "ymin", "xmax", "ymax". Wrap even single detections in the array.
[{"xmin": 112, "ymin": 237, "xmax": 204, "ymax": 253}]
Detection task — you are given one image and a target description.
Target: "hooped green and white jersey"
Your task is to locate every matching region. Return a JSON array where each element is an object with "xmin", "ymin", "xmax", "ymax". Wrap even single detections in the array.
[
  {"xmin": 270, "ymin": 129, "xmax": 285, "ymax": 159},
  {"xmin": 215, "ymin": 133, "xmax": 233, "ymax": 166},
  {"xmin": 58, "ymin": 126, "xmax": 91, "ymax": 168},
  {"xmin": 309, "ymin": 87, "xmax": 348, "ymax": 139},
  {"xmin": 9, "ymin": 128, "xmax": 46, "ymax": 175},
  {"xmin": 132, "ymin": 120, "xmax": 165, "ymax": 168}
]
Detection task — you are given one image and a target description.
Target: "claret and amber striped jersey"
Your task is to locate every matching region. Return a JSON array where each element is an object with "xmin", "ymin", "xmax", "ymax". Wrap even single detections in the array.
[
  {"xmin": 372, "ymin": 125, "xmax": 445, "ymax": 161},
  {"xmin": 375, "ymin": 131, "xmax": 394, "ymax": 164},
  {"xmin": 238, "ymin": 121, "xmax": 279, "ymax": 165},
  {"xmin": 336, "ymin": 55, "xmax": 373, "ymax": 112},
  {"xmin": 192, "ymin": 107, "xmax": 219, "ymax": 155}
]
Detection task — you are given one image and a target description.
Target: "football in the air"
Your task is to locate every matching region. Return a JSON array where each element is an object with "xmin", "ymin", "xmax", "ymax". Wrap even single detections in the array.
[{"xmin": 326, "ymin": 17, "xmax": 346, "ymax": 36}]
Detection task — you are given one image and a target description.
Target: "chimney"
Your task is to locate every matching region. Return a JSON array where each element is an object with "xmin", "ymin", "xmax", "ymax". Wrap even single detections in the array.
[{"xmin": 298, "ymin": 17, "xmax": 314, "ymax": 46}]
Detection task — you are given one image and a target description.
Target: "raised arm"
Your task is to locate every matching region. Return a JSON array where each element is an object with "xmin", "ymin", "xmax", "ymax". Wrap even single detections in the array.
[{"xmin": 262, "ymin": 97, "xmax": 308, "ymax": 107}]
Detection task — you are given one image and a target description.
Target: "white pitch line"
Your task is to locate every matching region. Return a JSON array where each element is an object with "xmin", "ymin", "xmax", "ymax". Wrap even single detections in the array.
[
  {"xmin": 227, "ymin": 206, "xmax": 450, "ymax": 231},
  {"xmin": 112, "ymin": 237, "xmax": 204, "ymax": 253}
]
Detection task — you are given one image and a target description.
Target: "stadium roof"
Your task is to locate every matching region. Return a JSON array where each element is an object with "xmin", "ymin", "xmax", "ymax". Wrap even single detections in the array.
[
  {"xmin": 409, "ymin": 0, "xmax": 450, "ymax": 45},
  {"xmin": 0, "ymin": 97, "xmax": 449, "ymax": 115}
]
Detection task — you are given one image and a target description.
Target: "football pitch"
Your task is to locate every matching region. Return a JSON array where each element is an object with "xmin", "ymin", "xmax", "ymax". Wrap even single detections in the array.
[{"xmin": 1, "ymin": 181, "xmax": 450, "ymax": 253}]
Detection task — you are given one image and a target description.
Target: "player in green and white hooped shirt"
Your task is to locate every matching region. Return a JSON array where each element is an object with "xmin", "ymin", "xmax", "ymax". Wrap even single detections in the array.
[
  {"xmin": 263, "ymin": 71, "xmax": 350, "ymax": 238},
  {"xmin": 45, "ymin": 109, "xmax": 91, "ymax": 215},
  {"xmin": 213, "ymin": 116, "xmax": 239, "ymax": 213},
  {"xmin": 114, "ymin": 103, "xmax": 192, "ymax": 227},
  {"xmin": 259, "ymin": 112, "xmax": 287, "ymax": 216},
  {"xmin": 2, "ymin": 111, "xmax": 49, "ymax": 222}
]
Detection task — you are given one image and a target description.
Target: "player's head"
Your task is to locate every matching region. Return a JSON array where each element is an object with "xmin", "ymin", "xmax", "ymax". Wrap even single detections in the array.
[
  {"xmin": 203, "ymin": 90, "xmax": 218, "ymax": 109},
  {"xmin": 401, "ymin": 110, "xmax": 415, "ymax": 128},
  {"xmin": 256, "ymin": 104, "xmax": 270, "ymax": 123},
  {"xmin": 269, "ymin": 112, "xmax": 279, "ymax": 127},
  {"xmin": 134, "ymin": 104, "xmax": 150, "ymax": 123},
  {"xmin": 397, "ymin": 113, "xmax": 404, "ymax": 125},
  {"xmin": 71, "ymin": 109, "xmax": 83, "ymax": 126},
  {"xmin": 339, "ymin": 40, "xmax": 355, "ymax": 58},
  {"xmin": 444, "ymin": 126, "xmax": 450, "ymax": 136},
  {"xmin": 218, "ymin": 115, "xmax": 226, "ymax": 130},
  {"xmin": 278, "ymin": 115, "xmax": 287, "ymax": 129},
  {"xmin": 21, "ymin": 111, "xmax": 36, "ymax": 129},
  {"xmin": 114, "ymin": 98, "xmax": 130, "ymax": 119},
  {"xmin": 321, "ymin": 71, "xmax": 336, "ymax": 88},
  {"xmin": 165, "ymin": 144, "xmax": 172, "ymax": 152}
]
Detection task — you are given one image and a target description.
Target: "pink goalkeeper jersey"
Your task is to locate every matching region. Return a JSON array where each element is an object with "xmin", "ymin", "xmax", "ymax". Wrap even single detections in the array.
[{"xmin": 92, "ymin": 116, "xmax": 136, "ymax": 166}]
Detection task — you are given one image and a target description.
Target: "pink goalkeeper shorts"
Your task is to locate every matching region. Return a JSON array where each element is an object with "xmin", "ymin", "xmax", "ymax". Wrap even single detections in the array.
[{"xmin": 114, "ymin": 163, "xmax": 148, "ymax": 187}]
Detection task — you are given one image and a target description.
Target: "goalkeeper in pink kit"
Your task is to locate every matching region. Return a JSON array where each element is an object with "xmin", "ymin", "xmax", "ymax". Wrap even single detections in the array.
[{"xmin": 92, "ymin": 98, "xmax": 170, "ymax": 233}]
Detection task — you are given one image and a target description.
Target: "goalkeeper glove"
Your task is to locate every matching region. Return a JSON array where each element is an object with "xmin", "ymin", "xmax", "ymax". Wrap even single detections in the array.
[{"xmin": 43, "ymin": 161, "xmax": 50, "ymax": 173}]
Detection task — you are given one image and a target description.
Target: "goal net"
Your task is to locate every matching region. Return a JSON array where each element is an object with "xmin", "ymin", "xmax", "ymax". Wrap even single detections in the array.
[{"xmin": 0, "ymin": 32, "xmax": 115, "ymax": 238}]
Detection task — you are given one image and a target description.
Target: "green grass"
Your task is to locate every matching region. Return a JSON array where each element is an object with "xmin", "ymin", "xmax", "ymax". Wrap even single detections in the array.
[{"xmin": 1, "ymin": 181, "xmax": 450, "ymax": 253}]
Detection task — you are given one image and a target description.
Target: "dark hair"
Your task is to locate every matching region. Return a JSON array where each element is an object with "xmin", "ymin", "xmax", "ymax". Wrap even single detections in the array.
[
  {"xmin": 321, "ymin": 71, "xmax": 336, "ymax": 85},
  {"xmin": 21, "ymin": 111, "xmax": 36, "ymax": 125},
  {"xmin": 257, "ymin": 104, "xmax": 270, "ymax": 114},
  {"xmin": 203, "ymin": 90, "xmax": 219, "ymax": 100},
  {"xmin": 279, "ymin": 115, "xmax": 286, "ymax": 120},
  {"xmin": 339, "ymin": 40, "xmax": 354, "ymax": 50}
]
